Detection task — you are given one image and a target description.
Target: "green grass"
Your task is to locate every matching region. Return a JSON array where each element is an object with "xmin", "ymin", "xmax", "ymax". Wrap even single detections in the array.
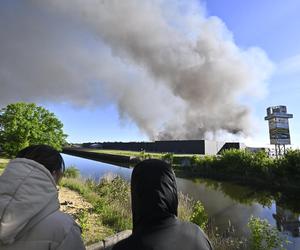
[
  {"xmin": 87, "ymin": 149, "xmax": 164, "ymax": 157},
  {"xmin": 61, "ymin": 175, "xmax": 202, "ymax": 237},
  {"xmin": 60, "ymin": 176, "xmax": 132, "ymax": 233},
  {"xmin": 86, "ymin": 149, "xmax": 197, "ymax": 158},
  {"xmin": 64, "ymin": 165, "xmax": 80, "ymax": 178},
  {"xmin": 85, "ymin": 149, "xmax": 199, "ymax": 167},
  {"xmin": 0, "ymin": 158, "xmax": 9, "ymax": 175}
]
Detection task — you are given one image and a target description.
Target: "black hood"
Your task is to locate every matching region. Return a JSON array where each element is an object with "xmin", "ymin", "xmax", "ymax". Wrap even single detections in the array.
[{"xmin": 131, "ymin": 159, "xmax": 178, "ymax": 231}]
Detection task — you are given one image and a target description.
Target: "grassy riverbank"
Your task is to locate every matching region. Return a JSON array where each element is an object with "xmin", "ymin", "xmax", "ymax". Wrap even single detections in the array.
[
  {"xmin": 60, "ymin": 173, "xmax": 196, "ymax": 233},
  {"xmin": 60, "ymin": 174, "xmax": 245, "ymax": 249},
  {"xmin": 61, "ymin": 172, "xmax": 290, "ymax": 249}
]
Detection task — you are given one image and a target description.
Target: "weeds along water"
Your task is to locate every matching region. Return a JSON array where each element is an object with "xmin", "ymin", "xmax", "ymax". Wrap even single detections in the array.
[{"xmin": 60, "ymin": 169, "xmax": 290, "ymax": 250}]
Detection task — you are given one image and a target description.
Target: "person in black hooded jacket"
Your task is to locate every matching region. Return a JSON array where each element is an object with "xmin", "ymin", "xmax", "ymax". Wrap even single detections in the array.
[{"xmin": 112, "ymin": 159, "xmax": 213, "ymax": 250}]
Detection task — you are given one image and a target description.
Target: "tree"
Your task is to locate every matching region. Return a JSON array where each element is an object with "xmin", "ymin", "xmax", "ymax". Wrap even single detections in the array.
[{"xmin": 0, "ymin": 102, "xmax": 67, "ymax": 156}]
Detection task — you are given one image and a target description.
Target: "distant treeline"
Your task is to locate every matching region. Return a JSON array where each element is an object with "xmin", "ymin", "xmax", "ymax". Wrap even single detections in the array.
[{"xmin": 177, "ymin": 149, "xmax": 300, "ymax": 192}]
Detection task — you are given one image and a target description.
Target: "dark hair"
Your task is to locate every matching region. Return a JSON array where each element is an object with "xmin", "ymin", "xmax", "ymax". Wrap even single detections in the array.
[{"xmin": 16, "ymin": 145, "xmax": 65, "ymax": 174}]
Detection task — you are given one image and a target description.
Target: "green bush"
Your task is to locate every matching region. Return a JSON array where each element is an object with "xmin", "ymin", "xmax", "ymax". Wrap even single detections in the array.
[
  {"xmin": 64, "ymin": 166, "xmax": 80, "ymax": 178},
  {"xmin": 248, "ymin": 216, "xmax": 288, "ymax": 250},
  {"xmin": 190, "ymin": 201, "xmax": 208, "ymax": 230},
  {"xmin": 93, "ymin": 176, "xmax": 132, "ymax": 231},
  {"xmin": 190, "ymin": 155, "xmax": 200, "ymax": 167},
  {"xmin": 220, "ymin": 149, "xmax": 254, "ymax": 175},
  {"xmin": 189, "ymin": 149, "xmax": 279, "ymax": 182},
  {"xmin": 276, "ymin": 150, "xmax": 300, "ymax": 178},
  {"xmin": 161, "ymin": 153, "xmax": 174, "ymax": 165},
  {"xmin": 139, "ymin": 150, "xmax": 146, "ymax": 160},
  {"xmin": 95, "ymin": 176, "xmax": 130, "ymax": 203}
]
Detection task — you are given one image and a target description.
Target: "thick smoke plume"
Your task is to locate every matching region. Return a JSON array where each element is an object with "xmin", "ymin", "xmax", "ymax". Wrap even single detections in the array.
[{"xmin": 0, "ymin": 0, "xmax": 273, "ymax": 140}]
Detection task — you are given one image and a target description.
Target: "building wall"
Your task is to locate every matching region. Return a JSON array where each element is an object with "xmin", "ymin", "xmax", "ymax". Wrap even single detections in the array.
[
  {"xmin": 102, "ymin": 140, "xmax": 206, "ymax": 154},
  {"xmin": 97, "ymin": 140, "xmax": 243, "ymax": 155},
  {"xmin": 101, "ymin": 140, "xmax": 205, "ymax": 154},
  {"xmin": 205, "ymin": 141, "xmax": 226, "ymax": 155}
]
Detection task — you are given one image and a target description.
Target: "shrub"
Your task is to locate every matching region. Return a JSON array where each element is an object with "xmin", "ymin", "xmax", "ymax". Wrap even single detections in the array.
[
  {"xmin": 248, "ymin": 216, "xmax": 288, "ymax": 250},
  {"xmin": 190, "ymin": 200, "xmax": 208, "ymax": 230},
  {"xmin": 220, "ymin": 149, "xmax": 253, "ymax": 175},
  {"xmin": 161, "ymin": 153, "xmax": 174, "ymax": 165},
  {"xmin": 276, "ymin": 150, "xmax": 300, "ymax": 178},
  {"xmin": 190, "ymin": 155, "xmax": 200, "ymax": 167},
  {"xmin": 95, "ymin": 176, "xmax": 130, "ymax": 204},
  {"xmin": 139, "ymin": 150, "xmax": 146, "ymax": 160},
  {"xmin": 64, "ymin": 166, "xmax": 80, "ymax": 178},
  {"xmin": 94, "ymin": 176, "xmax": 132, "ymax": 231}
]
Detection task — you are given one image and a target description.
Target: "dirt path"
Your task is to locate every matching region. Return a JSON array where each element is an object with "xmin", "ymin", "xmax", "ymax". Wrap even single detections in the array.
[
  {"xmin": 58, "ymin": 187, "xmax": 113, "ymax": 245},
  {"xmin": 58, "ymin": 187, "xmax": 92, "ymax": 216}
]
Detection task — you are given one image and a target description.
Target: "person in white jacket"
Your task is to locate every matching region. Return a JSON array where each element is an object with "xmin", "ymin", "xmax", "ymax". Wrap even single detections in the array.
[{"xmin": 0, "ymin": 145, "xmax": 85, "ymax": 250}]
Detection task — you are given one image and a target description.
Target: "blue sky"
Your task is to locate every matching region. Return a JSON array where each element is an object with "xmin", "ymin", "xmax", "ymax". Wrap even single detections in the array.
[{"xmin": 1, "ymin": 0, "xmax": 299, "ymax": 148}]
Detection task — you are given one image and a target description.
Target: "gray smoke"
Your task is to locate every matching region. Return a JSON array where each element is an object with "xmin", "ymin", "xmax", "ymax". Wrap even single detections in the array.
[{"xmin": 0, "ymin": 0, "xmax": 273, "ymax": 140}]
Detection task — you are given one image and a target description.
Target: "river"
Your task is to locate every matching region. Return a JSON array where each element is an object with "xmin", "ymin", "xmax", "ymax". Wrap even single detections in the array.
[{"xmin": 62, "ymin": 153, "xmax": 300, "ymax": 249}]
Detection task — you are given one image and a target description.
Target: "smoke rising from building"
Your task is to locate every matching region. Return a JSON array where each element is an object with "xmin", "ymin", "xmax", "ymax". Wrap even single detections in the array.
[{"xmin": 0, "ymin": 0, "xmax": 273, "ymax": 140}]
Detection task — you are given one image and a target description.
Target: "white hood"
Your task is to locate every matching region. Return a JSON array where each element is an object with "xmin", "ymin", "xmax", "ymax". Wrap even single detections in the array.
[{"xmin": 0, "ymin": 158, "xmax": 60, "ymax": 245}]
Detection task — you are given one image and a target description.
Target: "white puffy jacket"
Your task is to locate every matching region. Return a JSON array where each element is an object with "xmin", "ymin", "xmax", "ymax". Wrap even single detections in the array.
[{"xmin": 0, "ymin": 158, "xmax": 85, "ymax": 250}]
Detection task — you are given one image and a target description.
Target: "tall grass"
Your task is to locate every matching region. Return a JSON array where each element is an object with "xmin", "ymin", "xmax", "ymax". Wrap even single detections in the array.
[
  {"xmin": 61, "ymin": 175, "xmax": 132, "ymax": 232},
  {"xmin": 64, "ymin": 165, "xmax": 80, "ymax": 178}
]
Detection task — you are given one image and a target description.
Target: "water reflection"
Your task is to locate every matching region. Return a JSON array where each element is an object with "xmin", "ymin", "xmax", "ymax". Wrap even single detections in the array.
[
  {"xmin": 188, "ymin": 177, "xmax": 300, "ymax": 215},
  {"xmin": 177, "ymin": 177, "xmax": 300, "ymax": 246},
  {"xmin": 176, "ymin": 177, "xmax": 300, "ymax": 249},
  {"xmin": 273, "ymin": 204, "xmax": 300, "ymax": 237},
  {"xmin": 62, "ymin": 153, "xmax": 132, "ymax": 180},
  {"xmin": 176, "ymin": 177, "xmax": 275, "ymax": 235}
]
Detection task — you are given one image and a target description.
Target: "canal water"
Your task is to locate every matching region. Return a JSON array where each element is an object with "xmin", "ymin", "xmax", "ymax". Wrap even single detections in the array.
[{"xmin": 62, "ymin": 154, "xmax": 300, "ymax": 249}]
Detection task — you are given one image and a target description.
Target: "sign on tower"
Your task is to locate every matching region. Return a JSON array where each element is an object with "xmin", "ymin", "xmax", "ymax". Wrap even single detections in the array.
[{"xmin": 265, "ymin": 105, "xmax": 293, "ymax": 156}]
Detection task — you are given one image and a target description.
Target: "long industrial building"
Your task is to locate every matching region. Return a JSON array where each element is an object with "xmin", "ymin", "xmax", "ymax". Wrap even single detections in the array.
[{"xmin": 86, "ymin": 140, "xmax": 246, "ymax": 155}]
